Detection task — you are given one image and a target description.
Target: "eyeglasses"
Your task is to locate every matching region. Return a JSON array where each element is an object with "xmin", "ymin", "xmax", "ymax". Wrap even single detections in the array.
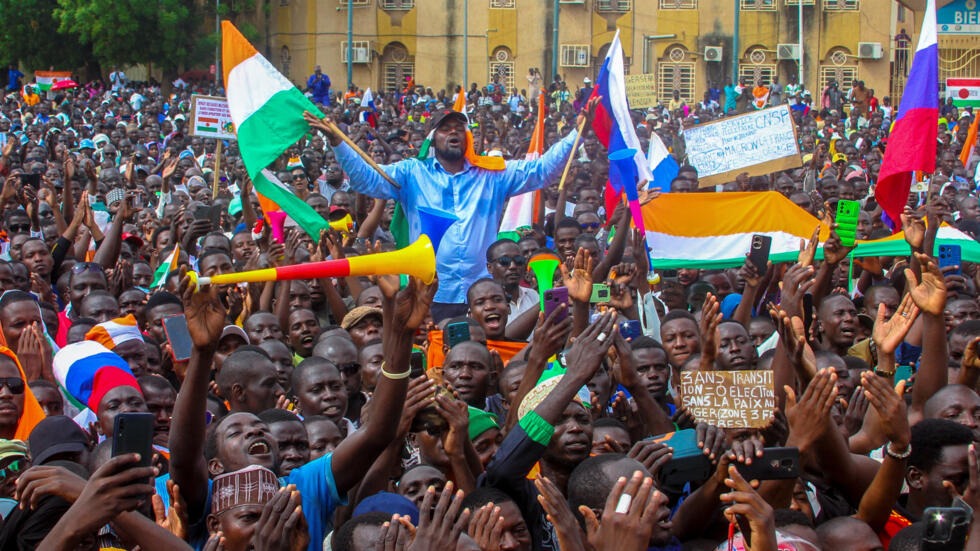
[
  {"xmin": 0, "ymin": 459, "xmax": 25, "ymax": 479},
  {"xmin": 337, "ymin": 362, "xmax": 361, "ymax": 375},
  {"xmin": 580, "ymin": 222, "xmax": 602, "ymax": 230},
  {"xmin": 71, "ymin": 262, "xmax": 103, "ymax": 275},
  {"xmin": 493, "ymin": 255, "xmax": 527, "ymax": 268},
  {"xmin": 0, "ymin": 377, "xmax": 25, "ymax": 395},
  {"xmin": 7, "ymin": 224, "xmax": 29, "ymax": 233}
]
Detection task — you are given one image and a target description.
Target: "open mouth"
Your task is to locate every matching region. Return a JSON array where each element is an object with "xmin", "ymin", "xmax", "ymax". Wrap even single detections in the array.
[
  {"xmin": 484, "ymin": 313, "xmax": 502, "ymax": 330},
  {"xmin": 247, "ymin": 440, "xmax": 271, "ymax": 455}
]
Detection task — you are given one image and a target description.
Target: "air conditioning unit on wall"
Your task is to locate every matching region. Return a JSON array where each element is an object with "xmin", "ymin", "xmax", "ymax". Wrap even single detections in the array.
[
  {"xmin": 858, "ymin": 42, "xmax": 883, "ymax": 59},
  {"xmin": 777, "ymin": 44, "xmax": 800, "ymax": 60},
  {"xmin": 704, "ymin": 46, "xmax": 723, "ymax": 62}
]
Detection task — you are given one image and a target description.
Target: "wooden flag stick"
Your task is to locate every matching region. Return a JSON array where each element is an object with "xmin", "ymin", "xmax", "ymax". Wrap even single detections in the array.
[
  {"xmin": 324, "ymin": 119, "xmax": 400, "ymax": 189},
  {"xmin": 212, "ymin": 140, "xmax": 223, "ymax": 200},
  {"xmin": 557, "ymin": 117, "xmax": 587, "ymax": 191}
]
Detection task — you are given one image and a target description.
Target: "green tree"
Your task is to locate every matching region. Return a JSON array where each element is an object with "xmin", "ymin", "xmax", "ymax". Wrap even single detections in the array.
[
  {"xmin": 55, "ymin": 0, "xmax": 203, "ymax": 74},
  {"xmin": 0, "ymin": 0, "xmax": 90, "ymax": 70}
]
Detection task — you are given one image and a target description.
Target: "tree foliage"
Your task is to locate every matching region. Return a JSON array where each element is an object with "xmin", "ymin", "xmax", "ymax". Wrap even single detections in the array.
[
  {"xmin": 54, "ymin": 0, "xmax": 202, "ymax": 72},
  {"xmin": 0, "ymin": 0, "xmax": 90, "ymax": 69}
]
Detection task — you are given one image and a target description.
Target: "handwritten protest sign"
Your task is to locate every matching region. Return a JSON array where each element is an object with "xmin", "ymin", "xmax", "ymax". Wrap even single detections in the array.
[
  {"xmin": 685, "ymin": 105, "xmax": 801, "ymax": 188},
  {"xmin": 679, "ymin": 370, "xmax": 775, "ymax": 428},
  {"xmin": 624, "ymin": 74, "xmax": 658, "ymax": 109},
  {"xmin": 190, "ymin": 95, "xmax": 237, "ymax": 140}
]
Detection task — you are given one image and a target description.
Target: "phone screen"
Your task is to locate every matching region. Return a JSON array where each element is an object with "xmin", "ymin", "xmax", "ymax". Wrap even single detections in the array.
[{"xmin": 163, "ymin": 314, "xmax": 193, "ymax": 362}]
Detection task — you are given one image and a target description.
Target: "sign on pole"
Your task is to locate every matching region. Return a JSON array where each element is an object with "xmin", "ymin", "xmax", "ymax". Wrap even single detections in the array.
[
  {"xmin": 685, "ymin": 105, "xmax": 801, "ymax": 188},
  {"xmin": 624, "ymin": 74, "xmax": 658, "ymax": 109},
  {"xmin": 679, "ymin": 370, "xmax": 775, "ymax": 429},
  {"xmin": 190, "ymin": 95, "xmax": 237, "ymax": 140}
]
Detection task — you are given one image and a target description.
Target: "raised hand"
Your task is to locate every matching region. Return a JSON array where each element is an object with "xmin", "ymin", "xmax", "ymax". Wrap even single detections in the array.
[
  {"xmin": 823, "ymin": 227, "xmax": 854, "ymax": 266},
  {"xmin": 860, "ymin": 372, "xmax": 910, "ymax": 449},
  {"xmin": 561, "ymin": 247, "xmax": 594, "ymax": 304},
  {"xmin": 389, "ymin": 276, "xmax": 438, "ymax": 332},
  {"xmin": 579, "ymin": 470, "xmax": 667, "ymax": 551},
  {"xmin": 529, "ymin": 305, "xmax": 573, "ymax": 363},
  {"xmin": 699, "ymin": 292, "xmax": 722, "ymax": 371},
  {"xmin": 778, "ymin": 263, "xmax": 815, "ymax": 318},
  {"xmin": 627, "ymin": 440, "xmax": 673, "ymax": 479},
  {"xmin": 768, "ymin": 302, "xmax": 815, "ymax": 376},
  {"xmin": 785, "ymin": 368, "xmax": 838, "ymax": 452},
  {"xmin": 151, "ymin": 478, "xmax": 188, "ymax": 539},
  {"xmin": 252, "ymin": 485, "xmax": 308, "ymax": 551},
  {"xmin": 563, "ymin": 311, "xmax": 617, "ymax": 382},
  {"xmin": 905, "ymin": 252, "xmax": 947, "ymax": 316},
  {"xmin": 901, "ymin": 207, "xmax": 925, "ymax": 252},
  {"xmin": 719, "ymin": 466, "xmax": 777, "ymax": 551},
  {"xmin": 178, "ymin": 269, "xmax": 226, "ymax": 349},
  {"xmin": 468, "ymin": 504, "xmax": 505, "ymax": 551},
  {"xmin": 407, "ymin": 482, "xmax": 470, "ymax": 551},
  {"xmin": 871, "ymin": 294, "xmax": 919, "ymax": 356},
  {"xmin": 798, "ymin": 225, "xmax": 820, "ymax": 268},
  {"xmin": 534, "ymin": 477, "xmax": 588, "ymax": 551},
  {"xmin": 434, "ymin": 392, "xmax": 469, "ymax": 456}
]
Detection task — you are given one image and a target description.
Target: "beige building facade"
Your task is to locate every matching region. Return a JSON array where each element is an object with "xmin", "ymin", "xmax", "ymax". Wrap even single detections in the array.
[{"xmin": 266, "ymin": 0, "xmax": 919, "ymax": 107}]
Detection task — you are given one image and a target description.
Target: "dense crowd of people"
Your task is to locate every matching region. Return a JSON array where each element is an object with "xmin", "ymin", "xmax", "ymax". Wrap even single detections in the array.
[{"xmin": 0, "ymin": 62, "xmax": 976, "ymax": 551}]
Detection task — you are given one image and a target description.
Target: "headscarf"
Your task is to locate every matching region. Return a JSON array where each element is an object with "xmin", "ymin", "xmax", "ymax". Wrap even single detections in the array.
[{"xmin": 0, "ymin": 346, "xmax": 46, "ymax": 441}]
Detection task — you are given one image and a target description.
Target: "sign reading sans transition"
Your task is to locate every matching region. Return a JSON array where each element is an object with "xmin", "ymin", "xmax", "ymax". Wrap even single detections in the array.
[
  {"xmin": 679, "ymin": 370, "xmax": 775, "ymax": 429},
  {"xmin": 686, "ymin": 105, "xmax": 801, "ymax": 188},
  {"xmin": 190, "ymin": 95, "xmax": 237, "ymax": 140}
]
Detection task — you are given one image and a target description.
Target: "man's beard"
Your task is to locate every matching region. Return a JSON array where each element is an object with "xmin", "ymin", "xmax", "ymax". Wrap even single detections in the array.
[{"xmin": 436, "ymin": 144, "xmax": 464, "ymax": 162}]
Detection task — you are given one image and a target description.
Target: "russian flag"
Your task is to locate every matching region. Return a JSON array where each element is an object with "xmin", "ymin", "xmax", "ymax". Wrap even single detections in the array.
[
  {"xmin": 360, "ymin": 87, "xmax": 377, "ymax": 128},
  {"xmin": 591, "ymin": 31, "xmax": 677, "ymax": 220},
  {"xmin": 874, "ymin": 0, "xmax": 938, "ymax": 229}
]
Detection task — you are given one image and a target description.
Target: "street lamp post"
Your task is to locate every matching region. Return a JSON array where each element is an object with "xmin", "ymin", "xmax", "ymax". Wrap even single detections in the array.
[
  {"xmin": 215, "ymin": 0, "xmax": 220, "ymax": 88},
  {"xmin": 347, "ymin": 0, "xmax": 354, "ymax": 89}
]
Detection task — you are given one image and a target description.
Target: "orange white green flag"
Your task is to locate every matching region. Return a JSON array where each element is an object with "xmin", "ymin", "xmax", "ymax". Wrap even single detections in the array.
[{"xmin": 222, "ymin": 20, "xmax": 328, "ymax": 241}]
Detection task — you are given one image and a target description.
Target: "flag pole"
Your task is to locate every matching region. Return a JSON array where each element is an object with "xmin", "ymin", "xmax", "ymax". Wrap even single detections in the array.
[
  {"xmin": 324, "ymin": 119, "xmax": 400, "ymax": 189},
  {"xmin": 557, "ymin": 117, "xmax": 587, "ymax": 191},
  {"xmin": 212, "ymin": 140, "xmax": 223, "ymax": 200}
]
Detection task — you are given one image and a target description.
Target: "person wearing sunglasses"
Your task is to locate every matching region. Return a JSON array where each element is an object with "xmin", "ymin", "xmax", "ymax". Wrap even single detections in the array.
[
  {"xmin": 485, "ymin": 239, "xmax": 538, "ymax": 340},
  {"xmin": 0, "ymin": 438, "xmax": 26, "ymax": 499},
  {"xmin": 0, "ymin": 352, "xmax": 28, "ymax": 441}
]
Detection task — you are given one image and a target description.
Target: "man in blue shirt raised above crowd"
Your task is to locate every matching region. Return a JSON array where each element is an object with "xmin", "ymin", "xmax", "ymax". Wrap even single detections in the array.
[{"xmin": 305, "ymin": 98, "xmax": 598, "ymax": 322}]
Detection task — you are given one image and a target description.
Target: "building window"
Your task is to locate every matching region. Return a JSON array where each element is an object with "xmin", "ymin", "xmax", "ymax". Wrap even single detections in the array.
[
  {"xmin": 381, "ymin": 0, "xmax": 414, "ymax": 8},
  {"xmin": 657, "ymin": 60, "xmax": 695, "ymax": 104},
  {"xmin": 490, "ymin": 0, "xmax": 515, "ymax": 8},
  {"xmin": 341, "ymin": 41, "xmax": 372, "ymax": 63},
  {"xmin": 784, "ymin": 0, "xmax": 815, "ymax": 5},
  {"xmin": 739, "ymin": 64, "xmax": 777, "ymax": 86},
  {"xmin": 660, "ymin": 0, "xmax": 697, "ymax": 9},
  {"xmin": 824, "ymin": 0, "xmax": 858, "ymax": 10},
  {"xmin": 337, "ymin": 0, "xmax": 369, "ymax": 6},
  {"xmin": 489, "ymin": 48, "xmax": 516, "ymax": 91},
  {"xmin": 739, "ymin": 0, "xmax": 775, "ymax": 10},
  {"xmin": 596, "ymin": 0, "xmax": 631, "ymax": 11},
  {"xmin": 382, "ymin": 43, "xmax": 414, "ymax": 93},
  {"xmin": 560, "ymin": 45, "xmax": 591, "ymax": 68},
  {"xmin": 819, "ymin": 64, "xmax": 857, "ymax": 95}
]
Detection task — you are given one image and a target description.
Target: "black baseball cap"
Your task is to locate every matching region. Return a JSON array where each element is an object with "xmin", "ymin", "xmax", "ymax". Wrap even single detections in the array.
[
  {"xmin": 28, "ymin": 415, "xmax": 90, "ymax": 465},
  {"xmin": 428, "ymin": 109, "xmax": 468, "ymax": 132}
]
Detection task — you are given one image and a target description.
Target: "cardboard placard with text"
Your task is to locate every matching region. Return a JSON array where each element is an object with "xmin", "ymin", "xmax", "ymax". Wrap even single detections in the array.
[
  {"xmin": 685, "ymin": 105, "xmax": 801, "ymax": 188},
  {"xmin": 679, "ymin": 370, "xmax": 775, "ymax": 428},
  {"xmin": 190, "ymin": 95, "xmax": 237, "ymax": 140},
  {"xmin": 624, "ymin": 74, "xmax": 658, "ymax": 109}
]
